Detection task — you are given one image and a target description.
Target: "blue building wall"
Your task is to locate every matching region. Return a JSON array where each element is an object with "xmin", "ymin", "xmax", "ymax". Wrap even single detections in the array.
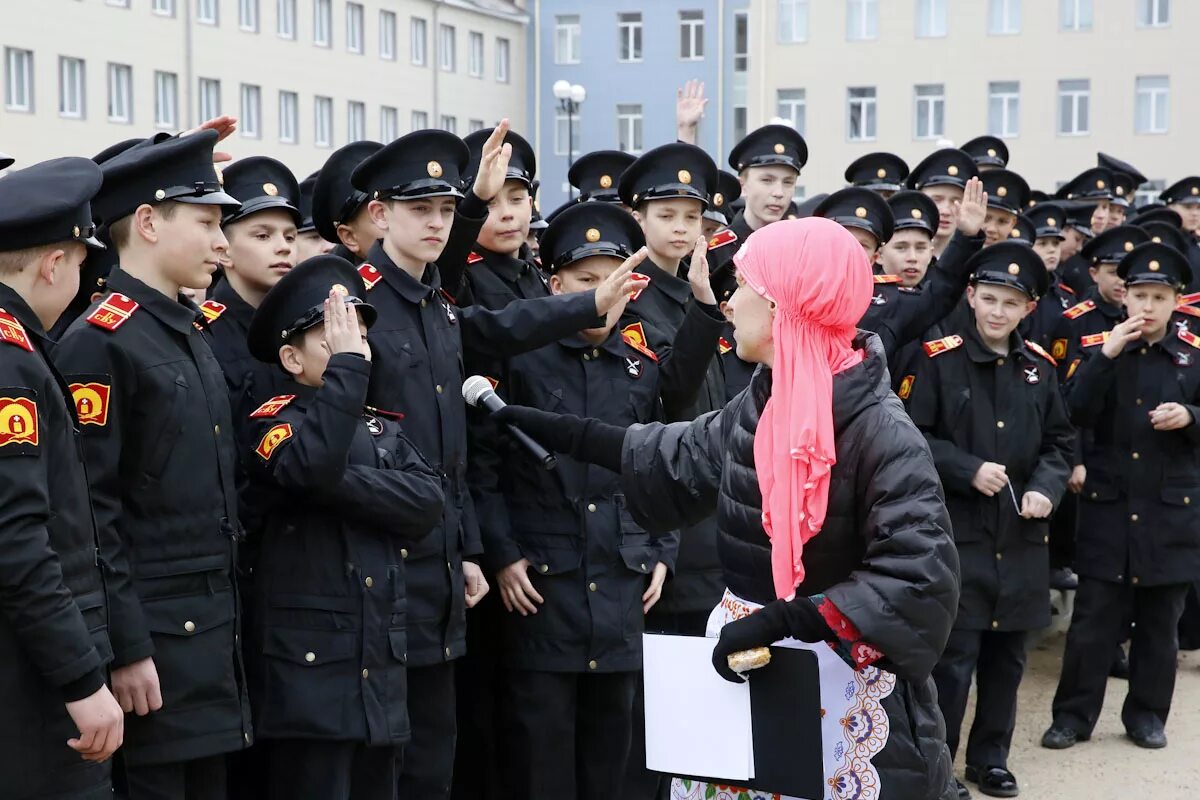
[{"xmin": 527, "ymin": 0, "xmax": 748, "ymax": 213}]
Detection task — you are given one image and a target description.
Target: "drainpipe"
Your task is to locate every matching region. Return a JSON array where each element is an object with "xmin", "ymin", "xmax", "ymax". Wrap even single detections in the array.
[
  {"xmin": 716, "ymin": 0, "xmax": 725, "ymax": 160},
  {"xmin": 533, "ymin": 0, "xmax": 541, "ymax": 159},
  {"xmin": 183, "ymin": 0, "xmax": 194, "ymax": 128},
  {"xmin": 432, "ymin": 0, "xmax": 443, "ymax": 126}
]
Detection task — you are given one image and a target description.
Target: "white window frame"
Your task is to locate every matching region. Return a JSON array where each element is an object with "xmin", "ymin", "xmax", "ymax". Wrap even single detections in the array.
[
  {"xmin": 411, "ymin": 110, "xmax": 429, "ymax": 131},
  {"xmin": 847, "ymin": 86, "xmax": 876, "ymax": 142},
  {"xmin": 239, "ymin": 0, "xmax": 259, "ymax": 32},
  {"xmin": 555, "ymin": 14, "xmax": 581, "ymax": 64},
  {"xmin": 1057, "ymin": 79, "xmax": 1090, "ymax": 136},
  {"xmin": 988, "ymin": 81, "xmax": 1020, "ymax": 137},
  {"xmin": 778, "ymin": 0, "xmax": 809, "ymax": 43},
  {"xmin": 411, "ymin": 18, "xmax": 428, "ymax": 66},
  {"xmin": 197, "ymin": 0, "xmax": 218, "ymax": 25},
  {"xmin": 440, "ymin": 114, "xmax": 457, "ymax": 135},
  {"xmin": 6, "ymin": 48, "xmax": 34, "ymax": 112},
  {"xmin": 1135, "ymin": 76, "xmax": 1169, "ymax": 134},
  {"xmin": 618, "ymin": 12, "xmax": 643, "ymax": 63},
  {"xmin": 916, "ymin": 0, "xmax": 947, "ymax": 37},
  {"xmin": 59, "ymin": 57, "xmax": 86, "ymax": 119},
  {"xmin": 914, "ymin": 84, "xmax": 945, "ymax": 140},
  {"xmin": 846, "ymin": 0, "xmax": 879, "ymax": 41},
  {"xmin": 496, "ymin": 37, "xmax": 510, "ymax": 82},
  {"xmin": 154, "ymin": 70, "xmax": 178, "ymax": 129},
  {"xmin": 314, "ymin": 0, "xmax": 332, "ymax": 47},
  {"xmin": 279, "ymin": 90, "xmax": 299, "ymax": 143},
  {"xmin": 107, "ymin": 0, "xmax": 131, "ymax": 6},
  {"xmin": 1137, "ymin": 0, "xmax": 1170, "ymax": 27},
  {"xmin": 988, "ymin": 0, "xmax": 1021, "ymax": 34},
  {"xmin": 346, "ymin": 3, "xmax": 364, "ymax": 54},
  {"xmin": 314, "ymin": 95, "xmax": 334, "ymax": 147},
  {"xmin": 468, "ymin": 119, "xmax": 486, "ymax": 133},
  {"xmin": 439, "ymin": 24, "xmax": 456, "ymax": 72},
  {"xmin": 776, "ymin": 89, "xmax": 806, "ymax": 135},
  {"xmin": 152, "ymin": 0, "xmax": 176, "ymax": 16},
  {"xmin": 347, "ymin": 100, "xmax": 366, "ymax": 141},
  {"xmin": 198, "ymin": 77, "xmax": 221, "ymax": 121},
  {"xmin": 1060, "ymin": 0, "xmax": 1093, "ymax": 31},
  {"xmin": 240, "ymin": 83, "xmax": 261, "ymax": 138},
  {"xmin": 1135, "ymin": 179, "xmax": 1165, "ymax": 208},
  {"xmin": 468, "ymin": 31, "xmax": 484, "ymax": 77},
  {"xmin": 554, "ymin": 109, "xmax": 581, "ymax": 156},
  {"xmin": 380, "ymin": 106, "xmax": 399, "ymax": 141},
  {"xmin": 107, "ymin": 62, "xmax": 133, "ymax": 123},
  {"xmin": 616, "ymin": 103, "xmax": 644, "ymax": 154},
  {"xmin": 679, "ymin": 10, "xmax": 705, "ymax": 60},
  {"xmin": 277, "ymin": 0, "xmax": 296, "ymax": 39},
  {"xmin": 380, "ymin": 10, "xmax": 397, "ymax": 60}
]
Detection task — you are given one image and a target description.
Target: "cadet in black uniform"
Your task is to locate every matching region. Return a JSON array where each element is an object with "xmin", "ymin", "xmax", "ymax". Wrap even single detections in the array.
[
  {"xmin": 961, "ymin": 135, "xmax": 1009, "ymax": 172},
  {"xmin": 844, "ymin": 151, "xmax": 909, "ymax": 197},
  {"xmin": 0, "ymin": 157, "xmax": 124, "ymax": 800},
  {"xmin": 908, "ymin": 243, "xmax": 1072, "ymax": 799},
  {"xmin": 907, "ymin": 148, "xmax": 980, "ymax": 257},
  {"xmin": 1043, "ymin": 243, "xmax": 1200, "ymax": 752},
  {"xmin": 348, "ymin": 129, "xmax": 650, "ymax": 799},
  {"xmin": 1098, "ymin": 152, "xmax": 1147, "ymax": 230},
  {"xmin": 295, "ymin": 171, "xmax": 333, "ymax": 262},
  {"xmin": 53, "ymin": 131, "xmax": 252, "ymax": 800},
  {"xmin": 700, "ymin": 169, "xmax": 741, "ymax": 240},
  {"xmin": 312, "ymin": 141, "xmax": 385, "ymax": 265},
  {"xmin": 1055, "ymin": 201, "xmax": 1097, "ymax": 296},
  {"xmin": 480, "ymin": 202, "xmax": 682, "ymax": 800},
  {"xmin": 1160, "ymin": 176, "xmax": 1200, "ymax": 290},
  {"xmin": 1056, "ymin": 167, "xmax": 1116, "ymax": 244},
  {"xmin": 979, "ymin": 169, "xmax": 1031, "ymax": 248},
  {"xmin": 240, "ymin": 255, "xmax": 445, "ymax": 800},
  {"xmin": 1021, "ymin": 203, "xmax": 1072, "ymax": 350},
  {"xmin": 568, "ymin": 150, "xmax": 636, "ymax": 206}
]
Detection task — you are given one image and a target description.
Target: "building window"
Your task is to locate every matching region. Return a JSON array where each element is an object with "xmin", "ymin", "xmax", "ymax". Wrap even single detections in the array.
[
  {"xmin": 1057, "ymin": 79, "xmax": 1090, "ymax": 135},
  {"xmin": 59, "ymin": 57, "xmax": 86, "ymax": 119},
  {"xmin": 468, "ymin": 119, "xmax": 485, "ymax": 133},
  {"xmin": 107, "ymin": 63, "xmax": 133, "ymax": 123},
  {"xmin": 496, "ymin": 37, "xmax": 510, "ymax": 82},
  {"xmin": 617, "ymin": 104, "xmax": 644, "ymax": 154},
  {"xmin": 239, "ymin": 0, "xmax": 258, "ymax": 31},
  {"xmin": 5, "ymin": 48, "xmax": 33, "ymax": 112},
  {"xmin": 440, "ymin": 115, "xmax": 457, "ymax": 134},
  {"xmin": 411, "ymin": 110, "xmax": 428, "ymax": 131},
  {"xmin": 197, "ymin": 0, "xmax": 218, "ymax": 25},
  {"xmin": 439, "ymin": 25, "xmax": 456, "ymax": 71},
  {"xmin": 1137, "ymin": 0, "xmax": 1169, "ymax": 26},
  {"xmin": 554, "ymin": 110, "xmax": 581, "ymax": 156},
  {"xmin": 916, "ymin": 0, "xmax": 947, "ymax": 37},
  {"xmin": 314, "ymin": 0, "xmax": 331, "ymax": 47},
  {"xmin": 347, "ymin": 3, "xmax": 364, "ymax": 53},
  {"xmin": 380, "ymin": 11, "xmax": 397, "ymax": 59},
  {"xmin": 847, "ymin": 86, "xmax": 876, "ymax": 141},
  {"xmin": 1060, "ymin": 0, "xmax": 1093, "ymax": 30},
  {"xmin": 380, "ymin": 106, "xmax": 398, "ymax": 141},
  {"xmin": 847, "ymin": 0, "xmax": 879, "ymax": 40},
  {"xmin": 733, "ymin": 106, "xmax": 748, "ymax": 142},
  {"xmin": 277, "ymin": 0, "xmax": 296, "ymax": 38},
  {"xmin": 107, "ymin": 0, "xmax": 131, "ymax": 7},
  {"xmin": 987, "ymin": 81, "xmax": 1019, "ymax": 137},
  {"xmin": 776, "ymin": 89, "xmax": 806, "ymax": 135},
  {"xmin": 154, "ymin": 70, "xmax": 178, "ymax": 128},
  {"xmin": 1134, "ymin": 179, "xmax": 1165, "ymax": 208},
  {"xmin": 618, "ymin": 12, "xmax": 643, "ymax": 62},
  {"xmin": 734, "ymin": 11, "xmax": 749, "ymax": 72},
  {"xmin": 153, "ymin": 0, "xmax": 176, "ymax": 16},
  {"xmin": 348, "ymin": 100, "xmax": 366, "ymax": 141},
  {"xmin": 1135, "ymin": 76, "xmax": 1169, "ymax": 133},
  {"xmin": 411, "ymin": 18, "xmax": 428, "ymax": 66},
  {"xmin": 988, "ymin": 0, "xmax": 1021, "ymax": 34},
  {"xmin": 779, "ymin": 0, "xmax": 809, "ymax": 42},
  {"xmin": 680, "ymin": 10, "xmax": 705, "ymax": 59},
  {"xmin": 469, "ymin": 31, "xmax": 484, "ymax": 77},
  {"xmin": 555, "ymin": 14, "xmax": 581, "ymax": 64},
  {"xmin": 198, "ymin": 77, "xmax": 220, "ymax": 121},
  {"xmin": 237, "ymin": 84, "xmax": 260, "ymax": 138},
  {"xmin": 279, "ymin": 90, "xmax": 298, "ymax": 143},
  {"xmin": 913, "ymin": 84, "xmax": 945, "ymax": 139},
  {"xmin": 314, "ymin": 95, "xmax": 333, "ymax": 147}
]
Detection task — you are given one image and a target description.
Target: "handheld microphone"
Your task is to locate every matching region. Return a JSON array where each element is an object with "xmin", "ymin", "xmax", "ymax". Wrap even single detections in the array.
[{"xmin": 462, "ymin": 376, "xmax": 557, "ymax": 470}]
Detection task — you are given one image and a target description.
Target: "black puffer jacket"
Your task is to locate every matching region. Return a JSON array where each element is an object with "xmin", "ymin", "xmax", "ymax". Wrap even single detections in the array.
[{"xmin": 620, "ymin": 332, "xmax": 961, "ymax": 800}]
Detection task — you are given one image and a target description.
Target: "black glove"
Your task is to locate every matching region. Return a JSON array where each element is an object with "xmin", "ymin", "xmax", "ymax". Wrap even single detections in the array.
[
  {"xmin": 711, "ymin": 597, "xmax": 835, "ymax": 683},
  {"xmin": 492, "ymin": 405, "xmax": 626, "ymax": 472}
]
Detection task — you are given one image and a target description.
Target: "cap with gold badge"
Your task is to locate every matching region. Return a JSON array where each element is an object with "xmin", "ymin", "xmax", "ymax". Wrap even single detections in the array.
[
  {"xmin": 1160, "ymin": 177, "xmax": 1200, "ymax": 207},
  {"xmin": 1054, "ymin": 167, "xmax": 1114, "ymax": 203},
  {"xmin": 906, "ymin": 148, "xmax": 979, "ymax": 191},
  {"xmin": 961, "ymin": 135, "xmax": 1010, "ymax": 170},
  {"xmin": 617, "ymin": 142, "xmax": 718, "ymax": 210},
  {"xmin": 220, "ymin": 156, "xmax": 302, "ymax": 228},
  {"xmin": 813, "ymin": 187, "xmax": 895, "ymax": 245},
  {"xmin": 312, "ymin": 141, "xmax": 383, "ymax": 244},
  {"xmin": 967, "ymin": 240, "xmax": 1048, "ymax": 299},
  {"xmin": 568, "ymin": 150, "xmax": 637, "ymax": 203},
  {"xmin": 1022, "ymin": 201, "xmax": 1066, "ymax": 241},
  {"xmin": 705, "ymin": 169, "xmax": 742, "ymax": 226},
  {"xmin": 537, "ymin": 200, "xmax": 645, "ymax": 274},
  {"xmin": 844, "ymin": 152, "xmax": 909, "ymax": 195},
  {"xmin": 1117, "ymin": 241, "xmax": 1192, "ymax": 290},
  {"xmin": 981, "ymin": 168, "xmax": 1031, "ymax": 216},
  {"xmin": 0, "ymin": 157, "xmax": 106, "ymax": 252},
  {"xmin": 728, "ymin": 124, "xmax": 807, "ymax": 175},
  {"xmin": 351, "ymin": 130, "xmax": 468, "ymax": 203},
  {"xmin": 886, "ymin": 190, "xmax": 938, "ymax": 237},
  {"xmin": 1081, "ymin": 224, "xmax": 1150, "ymax": 266}
]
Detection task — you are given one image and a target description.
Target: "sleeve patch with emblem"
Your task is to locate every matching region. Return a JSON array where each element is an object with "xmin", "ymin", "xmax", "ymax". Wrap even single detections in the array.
[
  {"xmin": 621, "ymin": 323, "xmax": 659, "ymax": 362},
  {"xmin": 897, "ymin": 374, "xmax": 915, "ymax": 400},
  {"xmin": 922, "ymin": 335, "xmax": 964, "ymax": 357},
  {"xmin": 255, "ymin": 423, "xmax": 293, "ymax": 461},
  {"xmin": 70, "ymin": 382, "xmax": 111, "ymax": 426},
  {"xmin": 248, "ymin": 394, "xmax": 296, "ymax": 419},
  {"xmin": 1051, "ymin": 338, "xmax": 1069, "ymax": 361},
  {"xmin": 0, "ymin": 310, "xmax": 34, "ymax": 352},
  {"xmin": 0, "ymin": 393, "xmax": 39, "ymax": 451},
  {"xmin": 86, "ymin": 293, "xmax": 139, "ymax": 332}
]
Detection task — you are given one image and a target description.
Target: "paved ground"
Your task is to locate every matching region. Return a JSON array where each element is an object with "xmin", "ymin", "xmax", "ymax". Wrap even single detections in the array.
[{"xmin": 956, "ymin": 611, "xmax": 1200, "ymax": 799}]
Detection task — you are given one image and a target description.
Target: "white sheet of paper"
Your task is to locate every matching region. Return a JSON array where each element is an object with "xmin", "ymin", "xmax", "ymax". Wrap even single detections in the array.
[{"xmin": 642, "ymin": 633, "xmax": 755, "ymax": 782}]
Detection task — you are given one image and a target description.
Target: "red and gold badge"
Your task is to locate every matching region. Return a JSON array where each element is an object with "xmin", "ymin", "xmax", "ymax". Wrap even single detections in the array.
[
  {"xmin": 70, "ymin": 382, "xmax": 111, "ymax": 426},
  {"xmin": 249, "ymin": 394, "xmax": 296, "ymax": 419},
  {"xmin": 255, "ymin": 423, "xmax": 293, "ymax": 461},
  {"xmin": 897, "ymin": 374, "xmax": 915, "ymax": 400},
  {"xmin": 0, "ymin": 397, "xmax": 38, "ymax": 448},
  {"xmin": 1051, "ymin": 338, "xmax": 1068, "ymax": 362},
  {"xmin": 0, "ymin": 311, "xmax": 33, "ymax": 352}
]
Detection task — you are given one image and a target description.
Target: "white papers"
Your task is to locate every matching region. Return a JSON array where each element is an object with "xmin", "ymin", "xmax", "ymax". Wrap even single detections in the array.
[{"xmin": 643, "ymin": 633, "xmax": 755, "ymax": 781}]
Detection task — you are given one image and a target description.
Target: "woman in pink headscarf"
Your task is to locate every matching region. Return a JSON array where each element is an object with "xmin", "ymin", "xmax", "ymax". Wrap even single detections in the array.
[{"xmin": 496, "ymin": 217, "xmax": 960, "ymax": 800}]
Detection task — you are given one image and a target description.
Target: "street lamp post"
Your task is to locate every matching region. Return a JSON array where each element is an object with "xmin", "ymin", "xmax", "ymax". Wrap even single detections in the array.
[{"xmin": 553, "ymin": 79, "xmax": 587, "ymax": 200}]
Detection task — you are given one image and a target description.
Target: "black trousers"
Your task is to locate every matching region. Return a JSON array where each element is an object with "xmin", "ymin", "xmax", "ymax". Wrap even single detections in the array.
[
  {"xmin": 502, "ymin": 669, "xmax": 638, "ymax": 800},
  {"xmin": 1052, "ymin": 578, "xmax": 1190, "ymax": 735},
  {"xmin": 932, "ymin": 628, "xmax": 1028, "ymax": 769},
  {"xmin": 451, "ymin": 594, "xmax": 503, "ymax": 800},
  {"xmin": 621, "ymin": 609, "xmax": 711, "ymax": 800},
  {"xmin": 1048, "ymin": 493, "xmax": 1077, "ymax": 570},
  {"xmin": 1179, "ymin": 582, "xmax": 1200, "ymax": 651},
  {"xmin": 265, "ymin": 739, "xmax": 400, "ymax": 800},
  {"xmin": 115, "ymin": 753, "xmax": 227, "ymax": 800},
  {"xmin": 397, "ymin": 661, "xmax": 457, "ymax": 800}
]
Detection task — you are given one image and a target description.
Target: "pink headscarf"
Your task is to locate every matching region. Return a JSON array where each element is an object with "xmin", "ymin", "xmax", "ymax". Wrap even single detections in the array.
[{"xmin": 732, "ymin": 217, "xmax": 874, "ymax": 600}]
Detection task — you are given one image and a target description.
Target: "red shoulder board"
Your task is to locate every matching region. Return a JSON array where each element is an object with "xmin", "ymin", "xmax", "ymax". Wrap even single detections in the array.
[
  {"xmin": 708, "ymin": 228, "xmax": 738, "ymax": 250},
  {"xmin": 358, "ymin": 263, "xmax": 383, "ymax": 290},
  {"xmin": 1177, "ymin": 304, "xmax": 1200, "ymax": 319},
  {"xmin": 1080, "ymin": 331, "xmax": 1109, "ymax": 348},
  {"xmin": 199, "ymin": 299, "xmax": 227, "ymax": 324},
  {"xmin": 873, "ymin": 274, "xmax": 902, "ymax": 284},
  {"xmin": 1062, "ymin": 300, "xmax": 1095, "ymax": 320},
  {"xmin": 1051, "ymin": 338, "xmax": 1069, "ymax": 362},
  {"xmin": 1180, "ymin": 291, "xmax": 1200, "ymax": 306},
  {"xmin": 0, "ymin": 310, "xmax": 33, "ymax": 352},
  {"xmin": 248, "ymin": 394, "xmax": 296, "ymax": 419},
  {"xmin": 1179, "ymin": 329, "xmax": 1200, "ymax": 350},
  {"xmin": 467, "ymin": 251, "xmax": 484, "ymax": 265},
  {"xmin": 922, "ymin": 335, "xmax": 963, "ymax": 358},
  {"xmin": 718, "ymin": 336, "xmax": 733, "ymax": 355},
  {"xmin": 86, "ymin": 293, "xmax": 139, "ymax": 332},
  {"xmin": 1066, "ymin": 358, "xmax": 1081, "ymax": 379},
  {"xmin": 629, "ymin": 272, "xmax": 650, "ymax": 302},
  {"xmin": 1060, "ymin": 283, "xmax": 1076, "ymax": 296},
  {"xmin": 1024, "ymin": 340, "xmax": 1058, "ymax": 366}
]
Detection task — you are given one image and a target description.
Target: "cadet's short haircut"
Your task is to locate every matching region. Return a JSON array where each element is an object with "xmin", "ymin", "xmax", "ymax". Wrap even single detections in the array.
[
  {"xmin": 108, "ymin": 201, "xmax": 180, "ymax": 251},
  {"xmin": 0, "ymin": 243, "xmax": 59, "ymax": 276}
]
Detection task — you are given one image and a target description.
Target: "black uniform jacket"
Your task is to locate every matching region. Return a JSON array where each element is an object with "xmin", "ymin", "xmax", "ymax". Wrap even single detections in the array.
[
  {"xmin": 238, "ymin": 354, "xmax": 444, "ymax": 745},
  {"xmin": 907, "ymin": 326, "xmax": 1072, "ymax": 631},
  {"xmin": 54, "ymin": 268, "xmax": 251, "ymax": 765}
]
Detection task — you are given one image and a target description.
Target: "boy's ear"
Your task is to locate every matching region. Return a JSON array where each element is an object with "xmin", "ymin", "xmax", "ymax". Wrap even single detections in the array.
[{"xmin": 278, "ymin": 343, "xmax": 305, "ymax": 376}]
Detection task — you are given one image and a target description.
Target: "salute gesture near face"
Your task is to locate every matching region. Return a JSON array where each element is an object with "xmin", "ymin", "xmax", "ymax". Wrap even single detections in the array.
[
  {"xmin": 686, "ymin": 235, "xmax": 715, "ymax": 306},
  {"xmin": 470, "ymin": 119, "xmax": 514, "ymax": 203},
  {"xmin": 951, "ymin": 177, "xmax": 987, "ymax": 237}
]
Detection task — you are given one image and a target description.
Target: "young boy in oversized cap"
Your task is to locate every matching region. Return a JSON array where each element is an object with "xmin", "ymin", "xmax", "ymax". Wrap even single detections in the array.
[
  {"xmin": 53, "ymin": 130, "xmax": 252, "ymax": 800},
  {"xmin": 0, "ymin": 157, "xmax": 124, "ymax": 799}
]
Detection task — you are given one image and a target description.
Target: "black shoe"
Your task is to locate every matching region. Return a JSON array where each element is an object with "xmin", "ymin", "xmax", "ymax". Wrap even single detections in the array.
[
  {"xmin": 1127, "ymin": 725, "xmax": 1167, "ymax": 749},
  {"xmin": 1109, "ymin": 645, "xmax": 1130, "ymax": 680},
  {"xmin": 965, "ymin": 765, "xmax": 1019, "ymax": 798},
  {"xmin": 1049, "ymin": 567, "xmax": 1079, "ymax": 591},
  {"xmin": 1040, "ymin": 725, "xmax": 1083, "ymax": 749},
  {"xmin": 955, "ymin": 777, "xmax": 972, "ymax": 799}
]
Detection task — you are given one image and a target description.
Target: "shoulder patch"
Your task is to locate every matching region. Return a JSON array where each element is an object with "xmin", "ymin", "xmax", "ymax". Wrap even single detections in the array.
[
  {"xmin": 1066, "ymin": 358, "xmax": 1081, "ymax": 379},
  {"xmin": 86, "ymin": 293, "xmax": 139, "ymax": 332},
  {"xmin": 1024, "ymin": 340, "xmax": 1058, "ymax": 366},
  {"xmin": 1062, "ymin": 299, "xmax": 1096, "ymax": 320},
  {"xmin": 0, "ymin": 310, "xmax": 33, "ymax": 352},
  {"xmin": 897, "ymin": 374, "xmax": 915, "ymax": 400},
  {"xmin": 1179, "ymin": 329, "xmax": 1200, "ymax": 350},
  {"xmin": 922, "ymin": 335, "xmax": 964, "ymax": 358},
  {"xmin": 1060, "ymin": 283, "xmax": 1076, "ymax": 296},
  {"xmin": 69, "ymin": 382, "xmax": 111, "ymax": 427},
  {"xmin": 718, "ymin": 336, "xmax": 734, "ymax": 355},
  {"xmin": 248, "ymin": 394, "xmax": 297, "ymax": 419},
  {"xmin": 466, "ymin": 251, "xmax": 484, "ymax": 265},
  {"xmin": 358, "ymin": 263, "xmax": 383, "ymax": 291},
  {"xmin": 1051, "ymin": 338, "xmax": 1069, "ymax": 362},
  {"xmin": 707, "ymin": 228, "xmax": 738, "ymax": 250},
  {"xmin": 1176, "ymin": 304, "xmax": 1200, "ymax": 319},
  {"xmin": 1180, "ymin": 291, "xmax": 1200, "ymax": 307},
  {"xmin": 0, "ymin": 393, "xmax": 38, "ymax": 452},
  {"xmin": 199, "ymin": 299, "xmax": 227, "ymax": 324},
  {"xmin": 1080, "ymin": 331, "xmax": 1109, "ymax": 348},
  {"xmin": 255, "ymin": 423, "xmax": 294, "ymax": 461},
  {"xmin": 873, "ymin": 274, "xmax": 902, "ymax": 284},
  {"xmin": 621, "ymin": 323, "xmax": 659, "ymax": 362}
]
